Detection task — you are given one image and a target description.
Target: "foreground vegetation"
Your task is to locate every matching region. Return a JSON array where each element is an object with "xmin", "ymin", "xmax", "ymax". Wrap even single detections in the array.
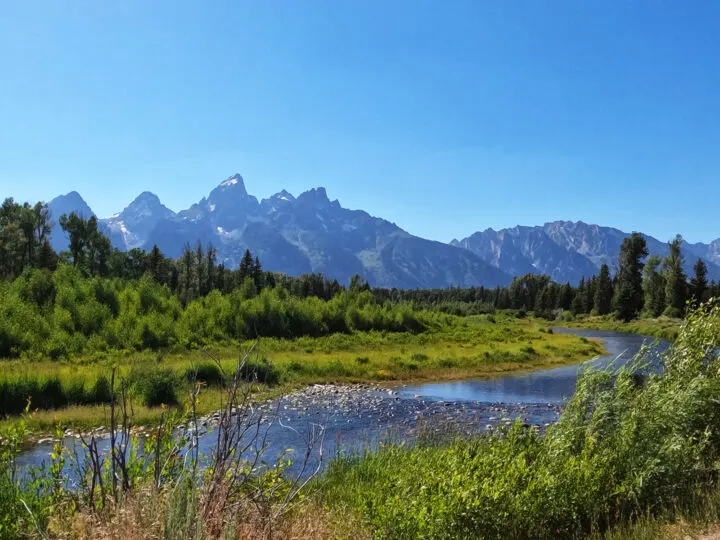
[
  {"xmin": 2, "ymin": 303, "xmax": 720, "ymax": 538},
  {"xmin": 317, "ymin": 302, "xmax": 720, "ymax": 538}
]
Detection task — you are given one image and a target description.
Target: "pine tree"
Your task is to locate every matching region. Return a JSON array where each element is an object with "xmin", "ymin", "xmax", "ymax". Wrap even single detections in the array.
[
  {"xmin": 149, "ymin": 245, "xmax": 165, "ymax": 284},
  {"xmin": 613, "ymin": 232, "xmax": 648, "ymax": 322},
  {"xmin": 572, "ymin": 277, "xmax": 587, "ymax": 314},
  {"xmin": 556, "ymin": 282, "xmax": 573, "ymax": 311},
  {"xmin": 535, "ymin": 286, "xmax": 550, "ymax": 318},
  {"xmin": 195, "ymin": 243, "xmax": 206, "ymax": 296},
  {"xmin": 690, "ymin": 258, "xmax": 708, "ymax": 306},
  {"xmin": 252, "ymin": 255, "xmax": 264, "ymax": 289},
  {"xmin": 584, "ymin": 276, "xmax": 597, "ymax": 314},
  {"xmin": 663, "ymin": 234, "xmax": 687, "ymax": 317},
  {"xmin": 177, "ymin": 245, "xmax": 197, "ymax": 305},
  {"xmin": 205, "ymin": 246, "xmax": 217, "ymax": 295},
  {"xmin": 238, "ymin": 249, "xmax": 254, "ymax": 281},
  {"xmin": 642, "ymin": 255, "xmax": 665, "ymax": 317},
  {"xmin": 593, "ymin": 264, "xmax": 613, "ymax": 315}
]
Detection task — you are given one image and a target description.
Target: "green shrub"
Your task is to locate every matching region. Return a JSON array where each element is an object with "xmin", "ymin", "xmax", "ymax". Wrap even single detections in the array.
[
  {"xmin": 239, "ymin": 358, "xmax": 280, "ymax": 385},
  {"xmin": 65, "ymin": 379, "xmax": 87, "ymax": 405},
  {"xmin": 131, "ymin": 369, "xmax": 179, "ymax": 407},
  {"xmin": 437, "ymin": 357, "xmax": 458, "ymax": 368},
  {"xmin": 185, "ymin": 362, "xmax": 225, "ymax": 386},
  {"xmin": 91, "ymin": 375, "xmax": 112, "ymax": 403},
  {"xmin": 38, "ymin": 377, "xmax": 66, "ymax": 409},
  {"xmin": 355, "ymin": 356, "xmax": 370, "ymax": 365}
]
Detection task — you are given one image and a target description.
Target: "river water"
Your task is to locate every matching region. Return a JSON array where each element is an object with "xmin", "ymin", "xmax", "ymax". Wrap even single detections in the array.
[{"xmin": 15, "ymin": 328, "xmax": 669, "ymax": 478}]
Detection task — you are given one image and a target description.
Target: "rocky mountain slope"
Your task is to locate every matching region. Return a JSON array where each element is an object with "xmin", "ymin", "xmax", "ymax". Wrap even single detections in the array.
[
  {"xmin": 47, "ymin": 175, "xmax": 511, "ymax": 289},
  {"xmin": 46, "ymin": 175, "xmax": 720, "ymax": 287},
  {"xmin": 453, "ymin": 221, "xmax": 720, "ymax": 284}
]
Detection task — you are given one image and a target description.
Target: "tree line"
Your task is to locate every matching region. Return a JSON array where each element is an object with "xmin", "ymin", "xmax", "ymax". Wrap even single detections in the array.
[
  {"xmin": 375, "ymin": 233, "xmax": 715, "ymax": 322},
  {"xmin": 0, "ymin": 201, "xmax": 426, "ymax": 359},
  {"xmin": 1, "ymin": 199, "xmax": 712, "ymax": 336},
  {"xmin": 0, "ymin": 199, "xmax": 347, "ymax": 303}
]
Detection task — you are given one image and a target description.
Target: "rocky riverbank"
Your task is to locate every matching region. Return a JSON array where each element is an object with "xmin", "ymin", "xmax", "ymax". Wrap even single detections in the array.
[{"xmin": 28, "ymin": 382, "xmax": 564, "ymax": 449}]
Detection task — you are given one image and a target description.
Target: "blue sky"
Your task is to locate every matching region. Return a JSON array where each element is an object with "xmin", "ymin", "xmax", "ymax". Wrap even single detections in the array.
[{"xmin": 1, "ymin": 1, "xmax": 719, "ymax": 243}]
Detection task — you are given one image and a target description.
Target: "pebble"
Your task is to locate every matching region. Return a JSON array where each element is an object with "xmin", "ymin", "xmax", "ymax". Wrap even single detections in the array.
[{"xmin": 32, "ymin": 382, "xmax": 564, "ymax": 446}]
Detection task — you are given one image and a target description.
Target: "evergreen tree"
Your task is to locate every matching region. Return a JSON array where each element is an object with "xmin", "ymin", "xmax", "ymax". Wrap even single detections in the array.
[
  {"xmin": 252, "ymin": 255, "xmax": 265, "ymax": 289},
  {"xmin": 690, "ymin": 258, "xmax": 708, "ymax": 306},
  {"xmin": 584, "ymin": 276, "xmax": 597, "ymax": 314},
  {"xmin": 556, "ymin": 282, "xmax": 573, "ymax": 311},
  {"xmin": 535, "ymin": 286, "xmax": 550, "ymax": 318},
  {"xmin": 572, "ymin": 277, "xmax": 587, "ymax": 314},
  {"xmin": 238, "ymin": 249, "xmax": 254, "ymax": 282},
  {"xmin": 205, "ymin": 246, "xmax": 217, "ymax": 295},
  {"xmin": 177, "ymin": 245, "xmax": 197, "ymax": 305},
  {"xmin": 642, "ymin": 255, "xmax": 665, "ymax": 317},
  {"xmin": 195, "ymin": 243, "xmax": 206, "ymax": 296},
  {"xmin": 593, "ymin": 264, "xmax": 613, "ymax": 315},
  {"xmin": 663, "ymin": 234, "xmax": 687, "ymax": 317},
  {"xmin": 149, "ymin": 245, "xmax": 166, "ymax": 284},
  {"xmin": 613, "ymin": 232, "xmax": 648, "ymax": 322}
]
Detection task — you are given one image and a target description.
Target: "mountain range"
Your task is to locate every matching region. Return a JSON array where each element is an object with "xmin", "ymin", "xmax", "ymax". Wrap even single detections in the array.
[{"xmin": 44, "ymin": 174, "xmax": 720, "ymax": 288}]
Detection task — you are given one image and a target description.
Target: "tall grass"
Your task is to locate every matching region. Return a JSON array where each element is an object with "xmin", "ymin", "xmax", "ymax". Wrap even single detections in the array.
[
  {"xmin": 565, "ymin": 314, "xmax": 681, "ymax": 341},
  {"xmin": 319, "ymin": 302, "xmax": 720, "ymax": 539}
]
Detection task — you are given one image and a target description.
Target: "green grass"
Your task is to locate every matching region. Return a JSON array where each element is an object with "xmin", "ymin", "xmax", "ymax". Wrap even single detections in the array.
[
  {"xmin": 598, "ymin": 487, "xmax": 720, "ymax": 539},
  {"xmin": 561, "ymin": 314, "xmax": 682, "ymax": 341},
  {"xmin": 0, "ymin": 313, "xmax": 605, "ymax": 435},
  {"xmin": 314, "ymin": 303, "xmax": 720, "ymax": 539}
]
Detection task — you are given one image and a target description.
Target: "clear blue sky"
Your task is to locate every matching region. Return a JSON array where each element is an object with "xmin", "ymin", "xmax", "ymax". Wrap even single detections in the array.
[{"xmin": 2, "ymin": 1, "xmax": 719, "ymax": 243}]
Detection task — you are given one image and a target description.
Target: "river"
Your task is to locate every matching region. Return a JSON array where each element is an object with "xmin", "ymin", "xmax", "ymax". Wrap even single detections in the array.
[{"xmin": 15, "ymin": 328, "xmax": 669, "ymax": 478}]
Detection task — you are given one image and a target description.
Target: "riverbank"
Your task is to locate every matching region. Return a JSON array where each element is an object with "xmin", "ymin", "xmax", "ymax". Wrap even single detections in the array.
[
  {"xmin": 560, "ymin": 314, "xmax": 681, "ymax": 341},
  {"xmin": 1, "ymin": 314, "xmax": 605, "ymax": 438},
  {"xmin": 312, "ymin": 304, "xmax": 720, "ymax": 539}
]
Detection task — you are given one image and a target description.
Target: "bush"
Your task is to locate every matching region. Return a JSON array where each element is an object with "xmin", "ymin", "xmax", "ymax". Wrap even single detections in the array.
[
  {"xmin": 65, "ymin": 379, "xmax": 87, "ymax": 405},
  {"xmin": 91, "ymin": 375, "xmax": 112, "ymax": 403},
  {"xmin": 131, "ymin": 369, "xmax": 179, "ymax": 407},
  {"xmin": 239, "ymin": 358, "xmax": 280, "ymax": 385},
  {"xmin": 185, "ymin": 362, "xmax": 225, "ymax": 386}
]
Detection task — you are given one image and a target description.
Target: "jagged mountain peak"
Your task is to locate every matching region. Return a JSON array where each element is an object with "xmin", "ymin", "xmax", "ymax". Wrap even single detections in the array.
[
  {"xmin": 49, "ymin": 191, "xmax": 91, "ymax": 212},
  {"xmin": 47, "ymin": 192, "xmax": 97, "ymax": 252},
  {"xmin": 272, "ymin": 189, "xmax": 295, "ymax": 201},
  {"xmin": 134, "ymin": 173, "xmax": 511, "ymax": 288},
  {"xmin": 116, "ymin": 191, "xmax": 170, "ymax": 217},
  {"xmin": 456, "ymin": 221, "xmax": 720, "ymax": 284},
  {"xmin": 104, "ymin": 191, "xmax": 175, "ymax": 251},
  {"xmin": 261, "ymin": 189, "xmax": 296, "ymax": 213},
  {"xmin": 297, "ymin": 187, "xmax": 330, "ymax": 204},
  {"xmin": 212, "ymin": 174, "xmax": 248, "ymax": 196},
  {"xmin": 133, "ymin": 191, "xmax": 162, "ymax": 204}
]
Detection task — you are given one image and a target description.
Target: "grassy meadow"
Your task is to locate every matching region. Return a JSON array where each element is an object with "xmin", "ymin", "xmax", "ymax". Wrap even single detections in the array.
[
  {"xmin": 563, "ymin": 314, "xmax": 682, "ymax": 341},
  {"xmin": 0, "ymin": 313, "xmax": 604, "ymax": 434}
]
